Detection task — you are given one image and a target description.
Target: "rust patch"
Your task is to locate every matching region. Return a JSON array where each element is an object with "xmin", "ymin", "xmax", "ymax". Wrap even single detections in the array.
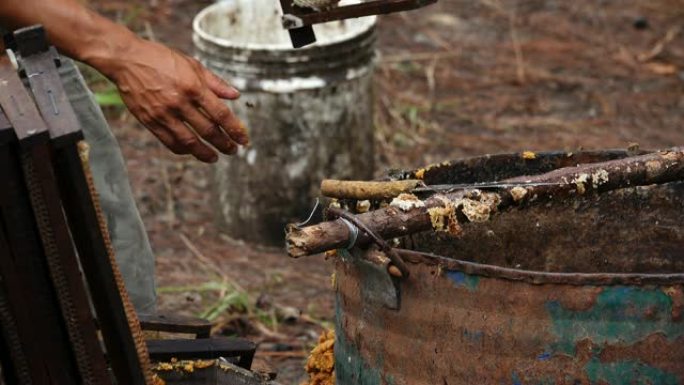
[
  {"xmin": 555, "ymin": 286, "xmax": 604, "ymax": 312},
  {"xmin": 598, "ymin": 333, "xmax": 684, "ymax": 376}
]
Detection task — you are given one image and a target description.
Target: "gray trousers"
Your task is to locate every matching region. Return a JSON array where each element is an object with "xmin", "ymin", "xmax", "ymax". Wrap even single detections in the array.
[{"xmin": 58, "ymin": 58, "xmax": 156, "ymax": 314}]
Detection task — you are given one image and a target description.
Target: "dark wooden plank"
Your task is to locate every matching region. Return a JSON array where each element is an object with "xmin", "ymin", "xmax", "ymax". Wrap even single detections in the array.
[
  {"xmin": 14, "ymin": 25, "xmax": 150, "ymax": 385},
  {"xmin": 0, "ymin": 62, "xmax": 81, "ymax": 385},
  {"xmin": 0, "ymin": 55, "xmax": 113, "ymax": 385},
  {"xmin": 0, "ymin": 210, "xmax": 30, "ymax": 385},
  {"xmin": 139, "ymin": 313, "xmax": 213, "ymax": 339},
  {"xmin": 0, "ymin": 109, "xmax": 15, "ymax": 145}
]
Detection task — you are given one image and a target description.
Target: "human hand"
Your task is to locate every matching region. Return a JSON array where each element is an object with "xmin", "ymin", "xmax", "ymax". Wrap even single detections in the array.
[{"xmin": 100, "ymin": 39, "xmax": 248, "ymax": 163}]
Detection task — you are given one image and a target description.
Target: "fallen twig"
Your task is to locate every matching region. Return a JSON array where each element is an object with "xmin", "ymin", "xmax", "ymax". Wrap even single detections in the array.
[{"xmin": 638, "ymin": 25, "xmax": 682, "ymax": 62}]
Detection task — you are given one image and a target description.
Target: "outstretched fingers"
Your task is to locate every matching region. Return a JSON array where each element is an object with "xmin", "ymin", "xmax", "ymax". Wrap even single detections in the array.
[
  {"xmin": 180, "ymin": 105, "xmax": 238, "ymax": 155},
  {"xmin": 152, "ymin": 118, "xmax": 218, "ymax": 163},
  {"xmin": 197, "ymin": 90, "xmax": 249, "ymax": 146}
]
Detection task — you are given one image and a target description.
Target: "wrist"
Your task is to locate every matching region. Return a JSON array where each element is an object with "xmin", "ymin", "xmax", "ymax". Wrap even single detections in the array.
[{"xmin": 75, "ymin": 23, "xmax": 143, "ymax": 81}]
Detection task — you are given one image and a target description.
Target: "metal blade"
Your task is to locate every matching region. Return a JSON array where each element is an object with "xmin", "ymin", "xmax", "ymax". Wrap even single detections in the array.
[
  {"xmin": 280, "ymin": 0, "xmax": 438, "ymax": 29},
  {"xmin": 288, "ymin": 26, "xmax": 317, "ymax": 48}
]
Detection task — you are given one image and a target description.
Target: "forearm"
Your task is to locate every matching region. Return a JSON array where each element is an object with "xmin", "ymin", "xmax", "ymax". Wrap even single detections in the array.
[
  {"xmin": 0, "ymin": 0, "xmax": 249, "ymax": 162},
  {"xmin": 0, "ymin": 0, "xmax": 141, "ymax": 78}
]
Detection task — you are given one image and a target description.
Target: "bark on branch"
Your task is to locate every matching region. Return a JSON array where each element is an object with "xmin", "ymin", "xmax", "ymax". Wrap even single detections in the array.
[
  {"xmin": 320, "ymin": 179, "xmax": 422, "ymax": 200},
  {"xmin": 286, "ymin": 148, "xmax": 684, "ymax": 258}
]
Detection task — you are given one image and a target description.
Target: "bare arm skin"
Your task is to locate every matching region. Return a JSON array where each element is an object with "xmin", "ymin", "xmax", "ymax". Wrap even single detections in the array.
[{"xmin": 0, "ymin": 0, "xmax": 249, "ymax": 162}]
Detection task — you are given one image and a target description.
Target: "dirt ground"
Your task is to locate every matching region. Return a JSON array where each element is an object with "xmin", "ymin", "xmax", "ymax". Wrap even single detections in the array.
[{"xmin": 89, "ymin": 0, "xmax": 684, "ymax": 383}]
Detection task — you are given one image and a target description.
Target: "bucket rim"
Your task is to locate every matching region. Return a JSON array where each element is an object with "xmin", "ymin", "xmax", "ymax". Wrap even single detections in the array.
[
  {"xmin": 396, "ymin": 248, "xmax": 684, "ymax": 286},
  {"xmin": 192, "ymin": 1, "xmax": 377, "ymax": 52}
]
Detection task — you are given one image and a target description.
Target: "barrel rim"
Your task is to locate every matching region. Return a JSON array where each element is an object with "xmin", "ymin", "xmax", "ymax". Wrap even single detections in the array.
[
  {"xmin": 192, "ymin": 1, "xmax": 377, "ymax": 52},
  {"xmin": 396, "ymin": 248, "xmax": 684, "ymax": 285}
]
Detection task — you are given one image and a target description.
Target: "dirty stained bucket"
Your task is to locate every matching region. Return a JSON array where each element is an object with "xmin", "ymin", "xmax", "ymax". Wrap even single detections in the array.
[
  {"xmin": 193, "ymin": 0, "xmax": 376, "ymax": 245},
  {"xmin": 334, "ymin": 150, "xmax": 684, "ymax": 385}
]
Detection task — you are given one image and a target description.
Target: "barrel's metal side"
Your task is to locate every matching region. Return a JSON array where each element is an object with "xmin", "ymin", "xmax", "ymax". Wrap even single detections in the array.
[
  {"xmin": 335, "ymin": 263, "xmax": 684, "ymax": 385},
  {"xmin": 334, "ymin": 180, "xmax": 684, "ymax": 385}
]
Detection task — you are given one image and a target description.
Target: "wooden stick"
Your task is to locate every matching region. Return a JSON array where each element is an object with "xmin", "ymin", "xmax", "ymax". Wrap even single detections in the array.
[
  {"xmin": 287, "ymin": 148, "xmax": 684, "ymax": 258},
  {"xmin": 320, "ymin": 179, "xmax": 422, "ymax": 200}
]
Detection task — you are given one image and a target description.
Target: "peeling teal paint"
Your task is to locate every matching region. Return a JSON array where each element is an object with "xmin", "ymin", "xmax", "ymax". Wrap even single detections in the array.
[
  {"xmin": 446, "ymin": 270, "xmax": 480, "ymax": 291},
  {"xmin": 335, "ymin": 293, "xmax": 386, "ymax": 385},
  {"xmin": 546, "ymin": 286, "xmax": 684, "ymax": 355},
  {"xmin": 585, "ymin": 358, "xmax": 679, "ymax": 385}
]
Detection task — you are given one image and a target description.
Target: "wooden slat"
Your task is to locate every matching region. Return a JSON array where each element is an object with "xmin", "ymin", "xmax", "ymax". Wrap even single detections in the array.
[
  {"xmin": 139, "ymin": 313, "xmax": 213, "ymax": 339},
  {"xmin": 15, "ymin": 25, "xmax": 150, "ymax": 385}
]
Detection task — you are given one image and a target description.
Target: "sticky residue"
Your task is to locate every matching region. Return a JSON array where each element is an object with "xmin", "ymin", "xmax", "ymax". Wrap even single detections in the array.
[
  {"xmin": 302, "ymin": 329, "xmax": 335, "ymax": 385},
  {"xmin": 428, "ymin": 206, "xmax": 451, "ymax": 231},
  {"xmin": 414, "ymin": 161, "xmax": 450, "ymax": 180},
  {"xmin": 390, "ymin": 193, "xmax": 425, "ymax": 211},
  {"xmin": 356, "ymin": 200, "xmax": 371, "ymax": 213},
  {"xmin": 591, "ymin": 169, "xmax": 609, "ymax": 189},
  {"xmin": 156, "ymin": 363, "xmax": 173, "ymax": 371},
  {"xmin": 510, "ymin": 186, "xmax": 528, "ymax": 203},
  {"xmin": 522, "ymin": 151, "xmax": 537, "ymax": 160},
  {"xmin": 572, "ymin": 173, "xmax": 590, "ymax": 194},
  {"xmin": 428, "ymin": 199, "xmax": 462, "ymax": 236},
  {"xmin": 427, "ymin": 192, "xmax": 500, "ymax": 234},
  {"xmin": 154, "ymin": 359, "xmax": 215, "ymax": 375},
  {"xmin": 458, "ymin": 192, "xmax": 501, "ymax": 223},
  {"xmin": 459, "ymin": 199, "xmax": 491, "ymax": 222}
]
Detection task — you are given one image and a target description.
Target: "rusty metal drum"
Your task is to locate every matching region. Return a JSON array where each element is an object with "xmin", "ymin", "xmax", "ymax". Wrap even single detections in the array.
[{"xmin": 334, "ymin": 150, "xmax": 684, "ymax": 385}]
